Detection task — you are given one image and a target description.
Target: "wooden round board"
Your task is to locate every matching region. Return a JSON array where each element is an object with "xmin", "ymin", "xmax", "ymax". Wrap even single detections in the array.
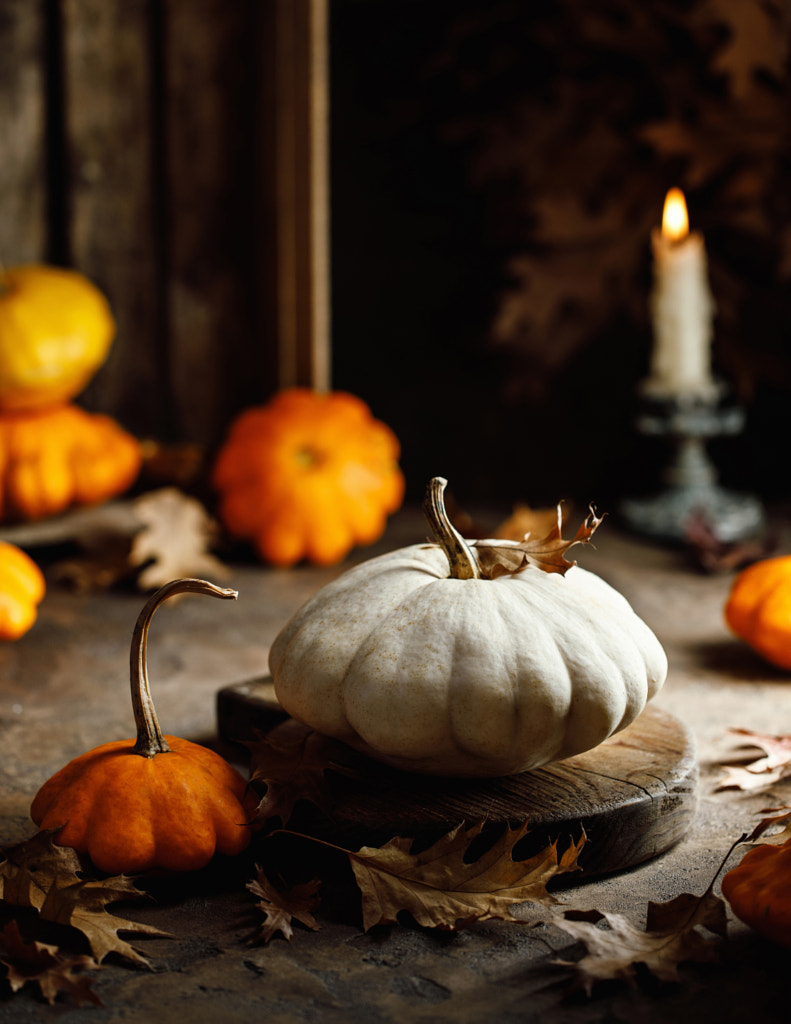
[{"xmin": 217, "ymin": 677, "xmax": 698, "ymax": 878}]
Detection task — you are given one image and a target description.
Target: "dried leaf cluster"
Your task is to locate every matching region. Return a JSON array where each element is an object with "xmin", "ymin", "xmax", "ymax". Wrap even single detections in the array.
[
  {"xmin": 0, "ymin": 830, "xmax": 170, "ymax": 1004},
  {"xmin": 430, "ymin": 0, "xmax": 791, "ymax": 403}
]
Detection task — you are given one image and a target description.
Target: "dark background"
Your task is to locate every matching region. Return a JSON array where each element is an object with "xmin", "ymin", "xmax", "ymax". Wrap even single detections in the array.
[
  {"xmin": 2, "ymin": 0, "xmax": 789, "ymax": 514},
  {"xmin": 330, "ymin": 0, "xmax": 791, "ymax": 510}
]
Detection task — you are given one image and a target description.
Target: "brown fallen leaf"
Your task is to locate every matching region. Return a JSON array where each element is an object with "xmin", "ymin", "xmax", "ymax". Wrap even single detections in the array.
[
  {"xmin": 473, "ymin": 504, "xmax": 603, "ymax": 579},
  {"xmin": 247, "ymin": 722, "xmax": 360, "ymax": 828},
  {"xmin": 715, "ymin": 728, "xmax": 791, "ymax": 792},
  {"xmin": 554, "ymin": 889, "xmax": 728, "ymax": 992},
  {"xmin": 342, "ymin": 820, "xmax": 585, "ymax": 932},
  {"xmin": 129, "ymin": 487, "xmax": 229, "ymax": 591},
  {"xmin": 247, "ymin": 867, "xmax": 321, "ymax": 943},
  {"xmin": 0, "ymin": 831, "xmax": 169, "ymax": 966},
  {"xmin": 0, "ymin": 920, "xmax": 102, "ymax": 1006}
]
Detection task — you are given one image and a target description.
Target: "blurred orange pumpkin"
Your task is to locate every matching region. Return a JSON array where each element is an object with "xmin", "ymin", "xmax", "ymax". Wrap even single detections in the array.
[
  {"xmin": 212, "ymin": 388, "xmax": 404, "ymax": 567},
  {"xmin": 725, "ymin": 556, "xmax": 791, "ymax": 670},
  {"xmin": 0, "ymin": 403, "xmax": 142, "ymax": 521},
  {"xmin": 0, "ymin": 265, "xmax": 115, "ymax": 411},
  {"xmin": 0, "ymin": 541, "xmax": 45, "ymax": 639}
]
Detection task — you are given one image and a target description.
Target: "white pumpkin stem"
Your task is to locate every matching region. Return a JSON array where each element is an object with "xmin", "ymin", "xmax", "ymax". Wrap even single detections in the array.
[
  {"xmin": 424, "ymin": 477, "xmax": 480, "ymax": 580},
  {"xmin": 131, "ymin": 578, "xmax": 238, "ymax": 758}
]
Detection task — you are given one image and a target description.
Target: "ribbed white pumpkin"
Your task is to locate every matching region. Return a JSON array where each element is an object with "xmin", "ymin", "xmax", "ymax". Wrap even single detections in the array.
[{"xmin": 270, "ymin": 479, "xmax": 667, "ymax": 778}]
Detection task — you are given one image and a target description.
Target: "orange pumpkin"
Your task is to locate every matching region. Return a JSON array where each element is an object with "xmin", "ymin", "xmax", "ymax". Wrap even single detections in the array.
[
  {"xmin": 0, "ymin": 541, "xmax": 45, "ymax": 639},
  {"xmin": 31, "ymin": 578, "xmax": 256, "ymax": 875},
  {"xmin": 0, "ymin": 402, "xmax": 142, "ymax": 521},
  {"xmin": 725, "ymin": 556, "xmax": 791, "ymax": 670},
  {"xmin": 721, "ymin": 838, "xmax": 791, "ymax": 948},
  {"xmin": 0, "ymin": 265, "xmax": 115, "ymax": 411},
  {"xmin": 212, "ymin": 388, "xmax": 404, "ymax": 567}
]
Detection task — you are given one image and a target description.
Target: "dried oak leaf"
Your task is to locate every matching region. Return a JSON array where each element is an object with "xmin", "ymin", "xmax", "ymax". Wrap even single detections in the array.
[
  {"xmin": 0, "ymin": 831, "xmax": 169, "ymax": 966},
  {"xmin": 0, "ymin": 920, "xmax": 101, "ymax": 1006},
  {"xmin": 554, "ymin": 890, "xmax": 727, "ymax": 992},
  {"xmin": 247, "ymin": 722, "xmax": 360, "ymax": 827},
  {"xmin": 129, "ymin": 487, "xmax": 229, "ymax": 591},
  {"xmin": 246, "ymin": 867, "xmax": 321, "ymax": 943},
  {"xmin": 347, "ymin": 819, "xmax": 585, "ymax": 933},
  {"xmin": 473, "ymin": 505, "xmax": 603, "ymax": 579},
  {"xmin": 715, "ymin": 729, "xmax": 791, "ymax": 792}
]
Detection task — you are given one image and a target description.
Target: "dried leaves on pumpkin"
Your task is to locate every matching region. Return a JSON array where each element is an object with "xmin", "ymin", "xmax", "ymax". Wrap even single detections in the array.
[{"xmin": 473, "ymin": 504, "xmax": 603, "ymax": 579}]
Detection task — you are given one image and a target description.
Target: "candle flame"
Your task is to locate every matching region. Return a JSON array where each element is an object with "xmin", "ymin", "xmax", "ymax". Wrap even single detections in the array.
[{"xmin": 661, "ymin": 188, "xmax": 689, "ymax": 242}]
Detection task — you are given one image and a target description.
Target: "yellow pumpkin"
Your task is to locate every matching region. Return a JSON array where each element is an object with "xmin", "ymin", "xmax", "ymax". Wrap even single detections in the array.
[
  {"xmin": 212, "ymin": 388, "xmax": 404, "ymax": 567},
  {"xmin": 0, "ymin": 403, "xmax": 142, "ymax": 521},
  {"xmin": 0, "ymin": 265, "xmax": 115, "ymax": 411}
]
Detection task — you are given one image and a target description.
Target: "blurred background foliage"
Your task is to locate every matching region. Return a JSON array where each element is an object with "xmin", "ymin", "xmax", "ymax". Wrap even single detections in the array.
[{"xmin": 331, "ymin": 0, "xmax": 790, "ymax": 510}]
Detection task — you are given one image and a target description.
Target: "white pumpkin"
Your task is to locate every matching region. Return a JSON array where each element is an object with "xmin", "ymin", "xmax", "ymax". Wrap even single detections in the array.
[{"xmin": 270, "ymin": 478, "xmax": 667, "ymax": 778}]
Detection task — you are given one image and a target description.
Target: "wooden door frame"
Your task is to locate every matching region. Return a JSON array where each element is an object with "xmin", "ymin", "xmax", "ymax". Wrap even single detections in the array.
[{"xmin": 260, "ymin": 0, "xmax": 331, "ymax": 393}]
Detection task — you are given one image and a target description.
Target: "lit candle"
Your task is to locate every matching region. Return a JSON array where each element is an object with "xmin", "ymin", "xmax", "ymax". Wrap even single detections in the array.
[{"xmin": 645, "ymin": 188, "xmax": 716, "ymax": 400}]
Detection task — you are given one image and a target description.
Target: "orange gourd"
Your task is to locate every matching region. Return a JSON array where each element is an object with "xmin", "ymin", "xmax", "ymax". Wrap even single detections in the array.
[
  {"xmin": 724, "ymin": 556, "xmax": 791, "ymax": 670},
  {"xmin": 212, "ymin": 388, "xmax": 404, "ymax": 567},
  {"xmin": 0, "ymin": 402, "xmax": 142, "ymax": 521},
  {"xmin": 721, "ymin": 838, "xmax": 791, "ymax": 948},
  {"xmin": 0, "ymin": 541, "xmax": 45, "ymax": 639},
  {"xmin": 0, "ymin": 265, "xmax": 115, "ymax": 411},
  {"xmin": 31, "ymin": 579, "xmax": 256, "ymax": 874}
]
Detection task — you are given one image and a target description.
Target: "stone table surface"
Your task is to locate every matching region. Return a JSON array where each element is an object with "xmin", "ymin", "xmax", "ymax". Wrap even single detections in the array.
[{"xmin": 1, "ymin": 503, "xmax": 791, "ymax": 1022}]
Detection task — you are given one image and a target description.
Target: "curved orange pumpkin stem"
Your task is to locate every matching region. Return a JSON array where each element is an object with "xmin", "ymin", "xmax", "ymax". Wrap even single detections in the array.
[
  {"xmin": 423, "ymin": 477, "xmax": 479, "ymax": 581},
  {"xmin": 131, "ymin": 578, "xmax": 238, "ymax": 758}
]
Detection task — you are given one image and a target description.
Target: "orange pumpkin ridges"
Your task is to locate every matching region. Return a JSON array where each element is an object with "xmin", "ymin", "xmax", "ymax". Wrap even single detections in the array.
[
  {"xmin": 0, "ymin": 403, "xmax": 142, "ymax": 522},
  {"xmin": 30, "ymin": 578, "xmax": 257, "ymax": 875},
  {"xmin": 212, "ymin": 387, "xmax": 405, "ymax": 567}
]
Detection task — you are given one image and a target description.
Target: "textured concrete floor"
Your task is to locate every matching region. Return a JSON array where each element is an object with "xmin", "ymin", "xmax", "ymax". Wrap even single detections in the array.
[{"xmin": 1, "ymin": 504, "xmax": 791, "ymax": 1022}]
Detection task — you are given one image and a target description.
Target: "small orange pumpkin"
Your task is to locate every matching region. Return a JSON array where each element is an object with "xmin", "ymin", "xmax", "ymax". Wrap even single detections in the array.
[
  {"xmin": 0, "ymin": 541, "xmax": 45, "ymax": 640},
  {"xmin": 724, "ymin": 556, "xmax": 791, "ymax": 670},
  {"xmin": 0, "ymin": 402, "xmax": 142, "ymax": 521},
  {"xmin": 721, "ymin": 838, "xmax": 791, "ymax": 948},
  {"xmin": 31, "ymin": 578, "xmax": 257, "ymax": 874},
  {"xmin": 212, "ymin": 388, "xmax": 404, "ymax": 567}
]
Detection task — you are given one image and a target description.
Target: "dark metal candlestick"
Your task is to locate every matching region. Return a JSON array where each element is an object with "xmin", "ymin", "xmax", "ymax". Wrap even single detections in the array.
[{"xmin": 619, "ymin": 384, "xmax": 764, "ymax": 544}]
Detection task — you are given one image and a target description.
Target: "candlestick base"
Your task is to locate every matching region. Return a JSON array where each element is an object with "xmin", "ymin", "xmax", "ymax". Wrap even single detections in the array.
[{"xmin": 619, "ymin": 386, "xmax": 765, "ymax": 544}]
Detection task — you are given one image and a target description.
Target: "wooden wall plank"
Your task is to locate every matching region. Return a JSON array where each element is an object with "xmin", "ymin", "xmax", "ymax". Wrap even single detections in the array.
[
  {"xmin": 0, "ymin": 0, "xmax": 48, "ymax": 264},
  {"xmin": 162, "ymin": 0, "xmax": 260, "ymax": 447},
  {"xmin": 259, "ymin": 0, "xmax": 331, "ymax": 394},
  {"xmin": 60, "ymin": 0, "xmax": 162, "ymax": 438}
]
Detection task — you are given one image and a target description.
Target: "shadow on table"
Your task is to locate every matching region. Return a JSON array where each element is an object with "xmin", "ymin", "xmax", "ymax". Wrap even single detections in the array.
[{"xmin": 690, "ymin": 640, "xmax": 790, "ymax": 684}]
